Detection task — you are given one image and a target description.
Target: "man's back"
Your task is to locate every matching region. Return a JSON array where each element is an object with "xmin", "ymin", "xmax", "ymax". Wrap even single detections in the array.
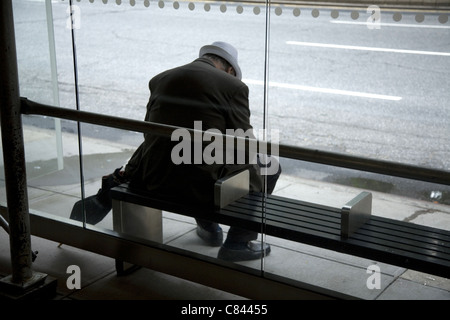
[{"xmin": 125, "ymin": 57, "xmax": 262, "ymax": 207}]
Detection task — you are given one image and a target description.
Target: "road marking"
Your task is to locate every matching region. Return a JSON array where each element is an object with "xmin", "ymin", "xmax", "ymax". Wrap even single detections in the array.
[
  {"xmin": 243, "ymin": 79, "xmax": 402, "ymax": 101},
  {"xmin": 330, "ymin": 20, "xmax": 450, "ymax": 29},
  {"xmin": 286, "ymin": 41, "xmax": 450, "ymax": 57}
]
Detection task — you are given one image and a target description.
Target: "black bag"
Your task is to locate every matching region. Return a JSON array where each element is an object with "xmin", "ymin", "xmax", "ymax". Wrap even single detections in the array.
[{"xmin": 70, "ymin": 168, "xmax": 128, "ymax": 225}]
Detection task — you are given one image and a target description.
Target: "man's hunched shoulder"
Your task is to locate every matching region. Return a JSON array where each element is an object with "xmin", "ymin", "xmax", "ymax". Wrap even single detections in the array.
[{"xmin": 149, "ymin": 58, "xmax": 248, "ymax": 92}]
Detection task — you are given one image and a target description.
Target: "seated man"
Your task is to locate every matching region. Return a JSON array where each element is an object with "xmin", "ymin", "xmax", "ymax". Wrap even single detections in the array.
[{"xmin": 93, "ymin": 42, "xmax": 280, "ymax": 261}]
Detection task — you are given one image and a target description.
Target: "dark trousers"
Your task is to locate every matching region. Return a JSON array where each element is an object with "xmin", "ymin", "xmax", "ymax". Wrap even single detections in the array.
[{"xmin": 197, "ymin": 156, "xmax": 282, "ymax": 244}]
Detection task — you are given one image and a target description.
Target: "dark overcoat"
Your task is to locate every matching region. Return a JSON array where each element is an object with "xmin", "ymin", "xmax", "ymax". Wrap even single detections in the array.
[{"xmin": 125, "ymin": 57, "xmax": 263, "ymax": 208}]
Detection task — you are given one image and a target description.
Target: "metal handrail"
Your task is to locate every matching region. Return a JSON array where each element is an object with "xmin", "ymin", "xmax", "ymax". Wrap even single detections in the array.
[
  {"xmin": 21, "ymin": 97, "xmax": 450, "ymax": 186},
  {"xmin": 0, "ymin": 214, "xmax": 10, "ymax": 234}
]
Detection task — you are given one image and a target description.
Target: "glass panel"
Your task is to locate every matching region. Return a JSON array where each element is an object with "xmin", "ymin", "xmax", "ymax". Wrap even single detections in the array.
[
  {"xmin": 266, "ymin": 5, "xmax": 450, "ymax": 170},
  {"xmin": 265, "ymin": 3, "xmax": 450, "ymax": 294},
  {"xmin": 2, "ymin": 1, "xmax": 73, "ymax": 210},
  {"xmin": 71, "ymin": 0, "xmax": 269, "ymax": 269}
]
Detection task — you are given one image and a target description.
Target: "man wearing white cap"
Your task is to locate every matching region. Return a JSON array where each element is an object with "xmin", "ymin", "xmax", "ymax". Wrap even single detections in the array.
[{"xmin": 121, "ymin": 42, "xmax": 280, "ymax": 261}]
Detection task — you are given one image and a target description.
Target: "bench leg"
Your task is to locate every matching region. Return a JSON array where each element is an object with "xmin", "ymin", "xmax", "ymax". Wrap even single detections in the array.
[{"xmin": 112, "ymin": 200, "xmax": 163, "ymax": 275}]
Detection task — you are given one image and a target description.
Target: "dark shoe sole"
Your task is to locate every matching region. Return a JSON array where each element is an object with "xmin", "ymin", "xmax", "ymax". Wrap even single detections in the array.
[{"xmin": 218, "ymin": 241, "xmax": 271, "ymax": 262}]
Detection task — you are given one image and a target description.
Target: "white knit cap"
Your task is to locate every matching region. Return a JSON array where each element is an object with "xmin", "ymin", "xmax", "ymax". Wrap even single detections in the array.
[{"xmin": 199, "ymin": 41, "xmax": 242, "ymax": 80}]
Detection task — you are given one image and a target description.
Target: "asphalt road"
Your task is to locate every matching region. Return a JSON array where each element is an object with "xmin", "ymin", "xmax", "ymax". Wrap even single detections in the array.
[{"xmin": 12, "ymin": 0, "xmax": 450, "ymax": 202}]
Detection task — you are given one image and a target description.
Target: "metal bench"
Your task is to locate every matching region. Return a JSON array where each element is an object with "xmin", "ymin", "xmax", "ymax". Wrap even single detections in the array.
[{"xmin": 111, "ymin": 170, "xmax": 450, "ymax": 279}]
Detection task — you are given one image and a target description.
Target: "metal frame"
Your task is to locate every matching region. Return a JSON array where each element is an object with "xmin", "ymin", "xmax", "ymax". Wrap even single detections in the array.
[{"xmin": 2, "ymin": 0, "xmax": 449, "ymax": 297}]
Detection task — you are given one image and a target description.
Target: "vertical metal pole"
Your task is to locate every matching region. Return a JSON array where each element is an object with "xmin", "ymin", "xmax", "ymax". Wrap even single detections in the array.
[{"xmin": 0, "ymin": 0, "xmax": 33, "ymax": 284}]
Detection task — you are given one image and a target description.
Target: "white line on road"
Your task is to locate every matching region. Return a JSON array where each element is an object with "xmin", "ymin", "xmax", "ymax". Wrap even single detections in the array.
[
  {"xmin": 330, "ymin": 20, "xmax": 450, "ymax": 29},
  {"xmin": 243, "ymin": 79, "xmax": 402, "ymax": 101},
  {"xmin": 286, "ymin": 41, "xmax": 450, "ymax": 57}
]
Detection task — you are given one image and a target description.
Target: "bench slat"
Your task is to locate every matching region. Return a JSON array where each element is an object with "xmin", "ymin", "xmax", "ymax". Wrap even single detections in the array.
[
  {"xmin": 243, "ymin": 193, "xmax": 449, "ymax": 250},
  {"xmin": 223, "ymin": 198, "xmax": 450, "ymax": 258},
  {"xmin": 236, "ymin": 195, "xmax": 342, "ymax": 224},
  {"xmin": 364, "ymin": 216, "xmax": 450, "ymax": 242},
  {"xmin": 350, "ymin": 230, "xmax": 450, "ymax": 260},
  {"xmin": 247, "ymin": 193, "xmax": 342, "ymax": 216},
  {"xmin": 356, "ymin": 223, "xmax": 449, "ymax": 253},
  {"xmin": 230, "ymin": 200, "xmax": 341, "ymax": 229},
  {"xmin": 342, "ymin": 237, "xmax": 450, "ymax": 277},
  {"xmin": 227, "ymin": 198, "xmax": 342, "ymax": 235},
  {"xmin": 224, "ymin": 204, "xmax": 342, "ymax": 237},
  {"xmin": 219, "ymin": 208, "xmax": 342, "ymax": 241}
]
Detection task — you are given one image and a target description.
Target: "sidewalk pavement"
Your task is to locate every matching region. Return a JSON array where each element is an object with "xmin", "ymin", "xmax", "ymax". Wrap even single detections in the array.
[{"xmin": 0, "ymin": 125, "xmax": 449, "ymax": 300}]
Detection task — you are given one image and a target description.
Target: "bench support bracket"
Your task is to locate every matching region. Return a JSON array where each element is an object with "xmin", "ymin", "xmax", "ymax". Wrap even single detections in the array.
[{"xmin": 340, "ymin": 191, "xmax": 372, "ymax": 239}]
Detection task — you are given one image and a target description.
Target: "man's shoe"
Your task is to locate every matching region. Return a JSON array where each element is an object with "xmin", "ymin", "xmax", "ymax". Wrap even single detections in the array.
[
  {"xmin": 217, "ymin": 241, "xmax": 271, "ymax": 262},
  {"xmin": 196, "ymin": 224, "xmax": 223, "ymax": 247}
]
